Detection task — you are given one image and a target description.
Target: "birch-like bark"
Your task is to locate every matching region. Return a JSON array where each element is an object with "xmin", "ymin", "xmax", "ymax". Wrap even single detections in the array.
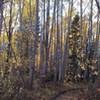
[
  {"xmin": 40, "ymin": 0, "xmax": 45, "ymax": 77},
  {"xmin": 43, "ymin": 0, "xmax": 50, "ymax": 76}
]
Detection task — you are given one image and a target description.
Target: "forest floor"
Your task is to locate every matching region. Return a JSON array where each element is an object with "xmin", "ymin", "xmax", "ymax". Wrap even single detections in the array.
[
  {"xmin": 0, "ymin": 75, "xmax": 100, "ymax": 100},
  {"xmin": 14, "ymin": 79, "xmax": 100, "ymax": 100}
]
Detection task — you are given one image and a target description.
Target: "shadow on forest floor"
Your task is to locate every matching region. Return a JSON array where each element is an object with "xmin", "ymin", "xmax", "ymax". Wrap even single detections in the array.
[{"xmin": 0, "ymin": 77, "xmax": 100, "ymax": 100}]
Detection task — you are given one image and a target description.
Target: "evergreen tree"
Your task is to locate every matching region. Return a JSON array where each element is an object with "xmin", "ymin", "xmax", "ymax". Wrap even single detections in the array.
[{"xmin": 67, "ymin": 14, "xmax": 81, "ymax": 81}]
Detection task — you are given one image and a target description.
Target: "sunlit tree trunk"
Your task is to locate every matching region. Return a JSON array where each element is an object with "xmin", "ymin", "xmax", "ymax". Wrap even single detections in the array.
[
  {"xmin": 62, "ymin": 0, "xmax": 73, "ymax": 80},
  {"xmin": 49, "ymin": 0, "xmax": 56, "ymax": 73},
  {"xmin": 49, "ymin": 0, "xmax": 56, "ymax": 79},
  {"xmin": 28, "ymin": 0, "xmax": 40, "ymax": 88}
]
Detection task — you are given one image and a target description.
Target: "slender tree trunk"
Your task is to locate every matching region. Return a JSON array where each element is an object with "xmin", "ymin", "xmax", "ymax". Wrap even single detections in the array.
[
  {"xmin": 85, "ymin": 0, "xmax": 93, "ymax": 81},
  {"xmin": 62, "ymin": 0, "xmax": 73, "ymax": 80},
  {"xmin": 19, "ymin": 0, "xmax": 23, "ymax": 32},
  {"xmin": 59, "ymin": 0, "xmax": 64, "ymax": 81},
  {"xmin": 0, "ymin": 0, "xmax": 3, "ymax": 36},
  {"xmin": 28, "ymin": 0, "xmax": 40, "ymax": 88},
  {"xmin": 44, "ymin": 0, "xmax": 50, "ymax": 76},
  {"xmin": 78, "ymin": 0, "xmax": 83, "ymax": 78},
  {"xmin": 28, "ymin": 0, "xmax": 35, "ymax": 88},
  {"xmin": 7, "ymin": 1, "xmax": 13, "ymax": 62},
  {"xmin": 40, "ymin": 0, "xmax": 45, "ymax": 77},
  {"xmin": 54, "ymin": 0, "xmax": 61, "ymax": 81},
  {"xmin": 95, "ymin": 0, "xmax": 100, "ymax": 13},
  {"xmin": 56, "ymin": 0, "xmax": 62, "ymax": 81},
  {"xmin": 96, "ymin": 10, "xmax": 100, "ymax": 71},
  {"xmin": 50, "ymin": 0, "xmax": 56, "ymax": 73}
]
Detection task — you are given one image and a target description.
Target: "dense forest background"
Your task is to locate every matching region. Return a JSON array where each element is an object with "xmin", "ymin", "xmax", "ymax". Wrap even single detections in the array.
[{"xmin": 0, "ymin": 0, "xmax": 100, "ymax": 100}]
